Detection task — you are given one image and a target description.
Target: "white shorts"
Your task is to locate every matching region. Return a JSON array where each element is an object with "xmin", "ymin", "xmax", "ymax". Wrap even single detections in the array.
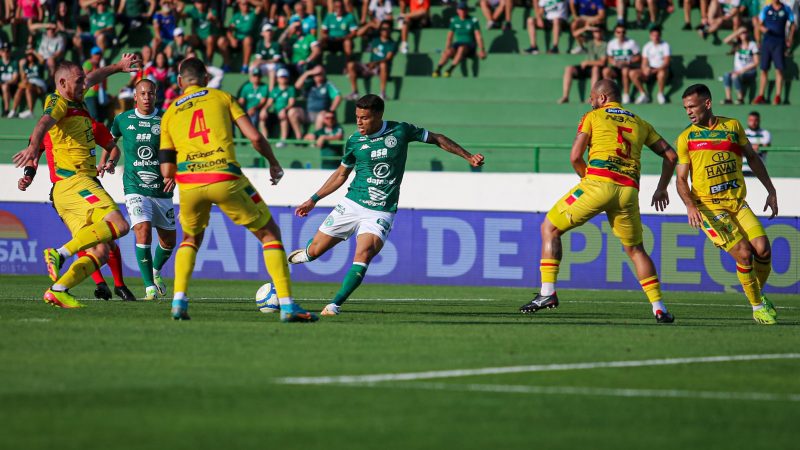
[
  {"xmin": 319, "ymin": 197, "xmax": 395, "ymax": 242},
  {"xmin": 544, "ymin": 3, "xmax": 569, "ymax": 21},
  {"xmin": 124, "ymin": 194, "xmax": 176, "ymax": 230}
]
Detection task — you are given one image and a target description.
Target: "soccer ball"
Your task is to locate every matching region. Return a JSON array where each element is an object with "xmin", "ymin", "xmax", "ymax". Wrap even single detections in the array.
[{"xmin": 256, "ymin": 282, "xmax": 279, "ymax": 313}]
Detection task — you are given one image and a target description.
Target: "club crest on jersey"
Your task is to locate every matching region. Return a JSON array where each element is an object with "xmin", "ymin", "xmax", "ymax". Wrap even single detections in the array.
[
  {"xmin": 151, "ymin": 123, "xmax": 161, "ymax": 135},
  {"xmin": 385, "ymin": 135, "xmax": 397, "ymax": 148}
]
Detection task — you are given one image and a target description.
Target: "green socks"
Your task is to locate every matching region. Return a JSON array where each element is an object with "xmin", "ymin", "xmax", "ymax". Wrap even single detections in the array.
[
  {"xmin": 153, "ymin": 244, "xmax": 174, "ymax": 272},
  {"xmin": 333, "ymin": 263, "xmax": 368, "ymax": 306},
  {"xmin": 136, "ymin": 244, "xmax": 155, "ymax": 287}
]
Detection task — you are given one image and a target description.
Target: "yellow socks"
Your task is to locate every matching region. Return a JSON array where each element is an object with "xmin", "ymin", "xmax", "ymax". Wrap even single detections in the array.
[
  {"xmin": 753, "ymin": 256, "xmax": 771, "ymax": 290},
  {"xmin": 64, "ymin": 221, "xmax": 120, "ymax": 255},
  {"xmin": 56, "ymin": 253, "xmax": 100, "ymax": 289},
  {"xmin": 539, "ymin": 259, "xmax": 560, "ymax": 296},
  {"xmin": 640, "ymin": 276, "xmax": 662, "ymax": 303},
  {"xmin": 262, "ymin": 241, "xmax": 292, "ymax": 299},
  {"xmin": 736, "ymin": 263, "xmax": 762, "ymax": 307},
  {"xmin": 173, "ymin": 242, "xmax": 198, "ymax": 295}
]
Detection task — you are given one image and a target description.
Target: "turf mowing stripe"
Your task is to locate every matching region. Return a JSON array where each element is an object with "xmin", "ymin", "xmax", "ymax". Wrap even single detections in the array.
[
  {"xmin": 275, "ymin": 353, "xmax": 800, "ymax": 385},
  {"xmin": 370, "ymin": 382, "xmax": 800, "ymax": 403}
]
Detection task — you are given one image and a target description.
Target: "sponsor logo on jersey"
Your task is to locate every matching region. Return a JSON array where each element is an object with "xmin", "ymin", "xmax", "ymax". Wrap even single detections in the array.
[
  {"xmin": 710, "ymin": 179, "xmax": 740, "ymax": 194},
  {"xmin": 370, "ymin": 148, "xmax": 388, "ymax": 159},
  {"xmin": 186, "ymin": 147, "xmax": 225, "ymax": 161},
  {"xmin": 139, "ymin": 121, "xmax": 151, "ymax": 127},
  {"xmin": 372, "ymin": 163, "xmax": 390, "ymax": 179},
  {"xmin": 175, "ymin": 89, "xmax": 208, "ymax": 106},
  {"xmin": 605, "ymin": 108, "xmax": 635, "ymax": 118},
  {"xmin": 138, "ymin": 171, "xmax": 160, "ymax": 184},
  {"xmin": 136, "ymin": 133, "xmax": 153, "ymax": 141},
  {"xmin": 367, "ymin": 186, "xmax": 389, "ymax": 201},
  {"xmin": 138, "ymin": 146, "xmax": 154, "ymax": 160},
  {"xmin": 712, "ymin": 152, "xmax": 732, "ymax": 162},
  {"xmin": 712, "ymin": 212, "xmax": 728, "ymax": 222},
  {"xmin": 705, "ymin": 161, "xmax": 737, "ymax": 178},
  {"xmin": 385, "ymin": 136, "xmax": 397, "ymax": 148},
  {"xmin": 127, "ymin": 125, "xmax": 136, "ymax": 130},
  {"xmin": 185, "ymin": 158, "xmax": 227, "ymax": 172},
  {"xmin": 360, "ymin": 144, "xmax": 370, "ymax": 150}
]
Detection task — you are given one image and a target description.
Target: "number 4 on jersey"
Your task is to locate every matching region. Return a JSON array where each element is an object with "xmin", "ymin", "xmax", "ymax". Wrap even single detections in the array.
[{"xmin": 189, "ymin": 109, "xmax": 211, "ymax": 144}]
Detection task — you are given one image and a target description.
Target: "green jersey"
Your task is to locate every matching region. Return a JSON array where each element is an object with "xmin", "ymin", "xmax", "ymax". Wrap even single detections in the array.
[
  {"xmin": 231, "ymin": 10, "xmax": 257, "ymax": 40},
  {"xmin": 255, "ymin": 39, "xmax": 282, "ymax": 62},
  {"xmin": 124, "ymin": 0, "xmax": 147, "ymax": 16},
  {"xmin": 110, "ymin": 108, "xmax": 172, "ymax": 198},
  {"xmin": 269, "ymin": 86, "xmax": 295, "ymax": 112},
  {"xmin": 184, "ymin": 4, "xmax": 218, "ymax": 40},
  {"xmin": 315, "ymin": 125, "xmax": 344, "ymax": 169},
  {"xmin": 239, "ymin": 81, "xmax": 269, "ymax": 110},
  {"xmin": 449, "ymin": 16, "xmax": 479, "ymax": 45},
  {"xmin": 0, "ymin": 57, "xmax": 18, "ymax": 83},
  {"xmin": 291, "ymin": 34, "xmax": 318, "ymax": 63},
  {"xmin": 342, "ymin": 121, "xmax": 428, "ymax": 212},
  {"xmin": 21, "ymin": 60, "xmax": 44, "ymax": 80},
  {"xmin": 369, "ymin": 37, "xmax": 397, "ymax": 62},
  {"xmin": 322, "ymin": 13, "xmax": 358, "ymax": 38},
  {"xmin": 90, "ymin": 9, "xmax": 115, "ymax": 34}
]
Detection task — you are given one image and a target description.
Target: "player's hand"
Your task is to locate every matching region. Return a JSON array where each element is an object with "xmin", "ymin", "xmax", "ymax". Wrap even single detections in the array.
[
  {"xmin": 12, "ymin": 147, "xmax": 38, "ymax": 168},
  {"xmin": 118, "ymin": 53, "xmax": 143, "ymax": 72},
  {"xmin": 17, "ymin": 176, "xmax": 33, "ymax": 191},
  {"xmin": 468, "ymin": 153, "xmax": 485, "ymax": 167},
  {"xmin": 478, "ymin": 49, "xmax": 487, "ymax": 59},
  {"xmin": 651, "ymin": 189, "xmax": 669, "ymax": 211},
  {"xmin": 163, "ymin": 177, "xmax": 176, "ymax": 192},
  {"xmin": 685, "ymin": 203, "xmax": 704, "ymax": 229},
  {"xmin": 269, "ymin": 164, "xmax": 284, "ymax": 185},
  {"xmin": 764, "ymin": 191, "xmax": 778, "ymax": 219},
  {"xmin": 294, "ymin": 199, "xmax": 316, "ymax": 217}
]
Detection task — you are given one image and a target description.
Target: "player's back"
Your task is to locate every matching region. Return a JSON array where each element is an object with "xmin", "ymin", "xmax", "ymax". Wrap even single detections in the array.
[
  {"xmin": 42, "ymin": 92, "xmax": 98, "ymax": 182},
  {"xmin": 580, "ymin": 102, "xmax": 661, "ymax": 189},
  {"xmin": 160, "ymin": 85, "xmax": 247, "ymax": 188}
]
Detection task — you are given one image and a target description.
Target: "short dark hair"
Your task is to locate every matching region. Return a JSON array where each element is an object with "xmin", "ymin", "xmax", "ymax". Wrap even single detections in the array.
[
  {"xmin": 380, "ymin": 19, "xmax": 393, "ymax": 29},
  {"xmin": 682, "ymin": 83, "xmax": 712, "ymax": 100},
  {"xmin": 748, "ymin": 111, "xmax": 760, "ymax": 118},
  {"xmin": 178, "ymin": 57, "xmax": 207, "ymax": 84},
  {"xmin": 650, "ymin": 25, "xmax": 662, "ymax": 33},
  {"xmin": 135, "ymin": 78, "xmax": 156, "ymax": 90},
  {"xmin": 356, "ymin": 94, "xmax": 384, "ymax": 113},
  {"xmin": 614, "ymin": 24, "xmax": 626, "ymax": 32}
]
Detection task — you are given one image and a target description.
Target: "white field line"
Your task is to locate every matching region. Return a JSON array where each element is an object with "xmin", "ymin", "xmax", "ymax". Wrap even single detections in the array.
[
  {"xmin": 274, "ymin": 353, "xmax": 800, "ymax": 385},
  {"xmin": 364, "ymin": 382, "xmax": 800, "ymax": 402}
]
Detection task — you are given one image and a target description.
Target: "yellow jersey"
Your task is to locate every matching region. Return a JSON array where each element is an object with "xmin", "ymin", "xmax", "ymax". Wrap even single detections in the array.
[
  {"xmin": 160, "ymin": 85, "xmax": 247, "ymax": 188},
  {"xmin": 41, "ymin": 92, "xmax": 97, "ymax": 182},
  {"xmin": 578, "ymin": 102, "xmax": 662, "ymax": 190},
  {"xmin": 675, "ymin": 116, "xmax": 749, "ymax": 202}
]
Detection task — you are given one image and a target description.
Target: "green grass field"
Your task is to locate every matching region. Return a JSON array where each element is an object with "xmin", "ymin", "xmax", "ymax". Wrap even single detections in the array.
[{"xmin": 1, "ymin": 275, "xmax": 798, "ymax": 450}]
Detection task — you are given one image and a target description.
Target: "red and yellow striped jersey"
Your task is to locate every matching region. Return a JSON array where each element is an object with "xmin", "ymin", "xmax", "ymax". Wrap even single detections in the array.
[
  {"xmin": 160, "ymin": 85, "xmax": 247, "ymax": 189},
  {"xmin": 41, "ymin": 92, "xmax": 98, "ymax": 182},
  {"xmin": 675, "ymin": 116, "xmax": 749, "ymax": 201},
  {"xmin": 578, "ymin": 102, "xmax": 662, "ymax": 189}
]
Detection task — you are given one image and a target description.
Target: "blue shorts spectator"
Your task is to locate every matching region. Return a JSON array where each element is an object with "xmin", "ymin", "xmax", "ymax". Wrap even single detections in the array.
[{"xmin": 759, "ymin": 38, "xmax": 785, "ymax": 71}]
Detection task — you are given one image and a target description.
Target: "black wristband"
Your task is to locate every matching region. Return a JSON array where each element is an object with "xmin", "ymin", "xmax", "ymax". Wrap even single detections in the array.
[{"xmin": 23, "ymin": 166, "xmax": 36, "ymax": 178}]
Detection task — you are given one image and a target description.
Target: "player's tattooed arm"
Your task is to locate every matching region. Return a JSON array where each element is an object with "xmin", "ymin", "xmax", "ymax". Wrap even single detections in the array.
[
  {"xmin": 743, "ymin": 142, "xmax": 778, "ymax": 218},
  {"xmin": 675, "ymin": 164, "xmax": 703, "ymax": 229},
  {"xmin": 426, "ymin": 132, "xmax": 484, "ymax": 167},
  {"xmin": 569, "ymin": 132, "xmax": 590, "ymax": 178}
]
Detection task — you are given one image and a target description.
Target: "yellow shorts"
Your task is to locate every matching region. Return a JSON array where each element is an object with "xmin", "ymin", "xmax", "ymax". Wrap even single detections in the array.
[
  {"xmin": 51, "ymin": 175, "xmax": 119, "ymax": 236},
  {"xmin": 546, "ymin": 178, "xmax": 643, "ymax": 247},
  {"xmin": 178, "ymin": 177, "xmax": 271, "ymax": 236},
  {"xmin": 696, "ymin": 198, "xmax": 766, "ymax": 252}
]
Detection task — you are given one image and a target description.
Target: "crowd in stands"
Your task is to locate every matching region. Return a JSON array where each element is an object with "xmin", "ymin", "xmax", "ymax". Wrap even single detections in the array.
[{"xmin": 0, "ymin": 0, "xmax": 796, "ymax": 134}]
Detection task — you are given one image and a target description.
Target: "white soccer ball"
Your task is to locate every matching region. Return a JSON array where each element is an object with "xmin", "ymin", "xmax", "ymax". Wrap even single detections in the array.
[{"xmin": 256, "ymin": 282, "xmax": 279, "ymax": 313}]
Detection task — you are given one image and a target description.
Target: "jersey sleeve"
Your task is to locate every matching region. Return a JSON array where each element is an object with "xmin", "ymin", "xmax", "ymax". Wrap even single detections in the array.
[
  {"xmin": 472, "ymin": 17, "xmax": 480, "ymax": 30},
  {"xmin": 448, "ymin": 18, "xmax": 456, "ymax": 32},
  {"xmin": 663, "ymin": 42, "xmax": 671, "ymax": 57},
  {"xmin": 341, "ymin": 135, "xmax": 356, "ymax": 167},
  {"xmin": 92, "ymin": 120, "xmax": 114, "ymax": 149},
  {"xmin": 160, "ymin": 109, "xmax": 175, "ymax": 150},
  {"xmin": 42, "ymin": 94, "xmax": 67, "ymax": 121},
  {"xmin": 762, "ymin": 129, "xmax": 772, "ymax": 146},
  {"xmin": 577, "ymin": 112, "xmax": 592, "ymax": 136},
  {"xmin": 228, "ymin": 92, "xmax": 247, "ymax": 122},
  {"xmin": 403, "ymin": 122, "xmax": 428, "ymax": 143},
  {"xmin": 327, "ymin": 82, "xmax": 341, "ymax": 100},
  {"xmin": 675, "ymin": 130, "xmax": 690, "ymax": 165},
  {"xmin": 642, "ymin": 119, "xmax": 662, "ymax": 147},
  {"xmin": 734, "ymin": 120, "xmax": 749, "ymax": 146},
  {"xmin": 110, "ymin": 114, "xmax": 121, "ymax": 138}
]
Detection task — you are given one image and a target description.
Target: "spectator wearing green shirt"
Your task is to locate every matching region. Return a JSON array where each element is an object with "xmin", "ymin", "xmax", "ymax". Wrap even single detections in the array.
[
  {"xmin": 266, "ymin": 68, "xmax": 298, "ymax": 146},
  {"xmin": 116, "ymin": 0, "xmax": 155, "ymax": 42},
  {"xmin": 558, "ymin": 27, "xmax": 607, "ymax": 103},
  {"xmin": 433, "ymin": 3, "xmax": 486, "ymax": 78},
  {"xmin": 292, "ymin": 65, "xmax": 342, "ymax": 136},
  {"xmin": 251, "ymin": 23, "xmax": 283, "ymax": 90},
  {"xmin": 0, "ymin": 42, "xmax": 20, "ymax": 117},
  {"xmin": 180, "ymin": 0, "xmax": 220, "ymax": 63},
  {"xmin": 77, "ymin": 0, "xmax": 116, "ymax": 54},
  {"xmin": 280, "ymin": 21, "xmax": 321, "ymax": 75},
  {"xmin": 347, "ymin": 20, "xmax": 397, "ymax": 100},
  {"xmin": 304, "ymin": 110, "xmax": 345, "ymax": 169},
  {"xmin": 219, "ymin": 0, "xmax": 260, "ymax": 73},
  {"xmin": 321, "ymin": 0, "xmax": 359, "ymax": 58},
  {"xmin": 238, "ymin": 66, "xmax": 271, "ymax": 136}
]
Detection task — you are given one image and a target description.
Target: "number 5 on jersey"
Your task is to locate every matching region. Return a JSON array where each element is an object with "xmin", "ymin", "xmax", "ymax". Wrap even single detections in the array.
[{"xmin": 189, "ymin": 109, "xmax": 211, "ymax": 144}]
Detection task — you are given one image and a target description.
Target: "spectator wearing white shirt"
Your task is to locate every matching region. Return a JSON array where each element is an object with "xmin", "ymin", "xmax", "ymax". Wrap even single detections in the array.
[
  {"xmin": 721, "ymin": 29, "xmax": 759, "ymax": 104},
  {"xmin": 35, "ymin": 25, "xmax": 65, "ymax": 75},
  {"xmin": 526, "ymin": 0, "xmax": 569, "ymax": 54},
  {"xmin": 603, "ymin": 24, "xmax": 641, "ymax": 103},
  {"xmin": 359, "ymin": 0, "xmax": 394, "ymax": 37},
  {"xmin": 631, "ymin": 26, "xmax": 670, "ymax": 104},
  {"xmin": 742, "ymin": 111, "xmax": 770, "ymax": 176}
]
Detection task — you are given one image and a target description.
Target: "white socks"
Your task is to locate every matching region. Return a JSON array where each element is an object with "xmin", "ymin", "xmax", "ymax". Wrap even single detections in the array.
[{"xmin": 540, "ymin": 283, "xmax": 556, "ymax": 296}]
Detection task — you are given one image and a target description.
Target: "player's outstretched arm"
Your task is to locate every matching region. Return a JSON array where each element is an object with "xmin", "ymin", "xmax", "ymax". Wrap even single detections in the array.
[
  {"xmin": 676, "ymin": 164, "xmax": 703, "ymax": 229},
  {"xmin": 295, "ymin": 164, "xmax": 354, "ymax": 217},
  {"xmin": 235, "ymin": 115, "xmax": 284, "ymax": 185},
  {"xmin": 85, "ymin": 53, "xmax": 142, "ymax": 89},
  {"xmin": 743, "ymin": 142, "xmax": 778, "ymax": 218},
  {"xmin": 569, "ymin": 132, "xmax": 590, "ymax": 178},
  {"xmin": 13, "ymin": 115, "xmax": 56, "ymax": 168},
  {"xmin": 426, "ymin": 132, "xmax": 484, "ymax": 167},
  {"xmin": 649, "ymin": 139, "xmax": 678, "ymax": 211}
]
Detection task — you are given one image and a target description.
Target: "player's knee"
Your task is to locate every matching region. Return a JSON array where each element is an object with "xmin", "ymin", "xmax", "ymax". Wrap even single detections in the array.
[
  {"xmin": 540, "ymin": 219, "xmax": 561, "ymax": 239},
  {"xmin": 161, "ymin": 232, "xmax": 177, "ymax": 249},
  {"xmin": 751, "ymin": 237, "xmax": 771, "ymax": 260}
]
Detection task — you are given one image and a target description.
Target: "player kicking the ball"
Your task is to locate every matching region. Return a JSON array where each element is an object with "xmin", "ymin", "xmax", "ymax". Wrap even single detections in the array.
[
  {"xmin": 675, "ymin": 84, "xmax": 779, "ymax": 325},
  {"xmin": 519, "ymin": 80, "xmax": 678, "ymax": 323},
  {"xmin": 103, "ymin": 79, "xmax": 176, "ymax": 300},
  {"xmin": 288, "ymin": 94, "xmax": 484, "ymax": 316}
]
